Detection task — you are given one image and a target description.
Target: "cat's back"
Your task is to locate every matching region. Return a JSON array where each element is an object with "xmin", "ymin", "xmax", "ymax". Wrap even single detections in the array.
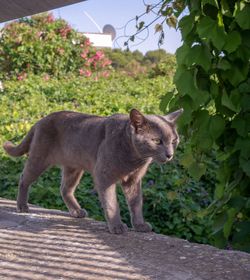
[
  {"xmin": 34, "ymin": 111, "xmax": 106, "ymax": 144},
  {"xmin": 37, "ymin": 110, "xmax": 104, "ymax": 129}
]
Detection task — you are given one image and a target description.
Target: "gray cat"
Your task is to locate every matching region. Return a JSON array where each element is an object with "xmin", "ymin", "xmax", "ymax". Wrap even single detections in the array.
[{"xmin": 3, "ymin": 108, "xmax": 183, "ymax": 234}]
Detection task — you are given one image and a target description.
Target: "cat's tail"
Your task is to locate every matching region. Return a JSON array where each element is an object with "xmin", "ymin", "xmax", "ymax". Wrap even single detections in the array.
[{"xmin": 3, "ymin": 126, "xmax": 35, "ymax": 157}]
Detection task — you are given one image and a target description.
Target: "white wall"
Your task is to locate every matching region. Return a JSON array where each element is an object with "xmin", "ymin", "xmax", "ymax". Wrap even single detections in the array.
[{"xmin": 82, "ymin": 33, "xmax": 112, "ymax": 48}]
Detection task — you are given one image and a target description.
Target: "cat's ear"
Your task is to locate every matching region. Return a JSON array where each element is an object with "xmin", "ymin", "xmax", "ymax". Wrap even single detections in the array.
[
  {"xmin": 164, "ymin": 108, "xmax": 184, "ymax": 123},
  {"xmin": 130, "ymin": 109, "xmax": 148, "ymax": 133}
]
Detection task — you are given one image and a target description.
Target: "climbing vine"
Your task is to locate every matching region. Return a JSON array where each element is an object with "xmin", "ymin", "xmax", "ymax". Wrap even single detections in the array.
[{"xmin": 158, "ymin": 0, "xmax": 250, "ymax": 251}]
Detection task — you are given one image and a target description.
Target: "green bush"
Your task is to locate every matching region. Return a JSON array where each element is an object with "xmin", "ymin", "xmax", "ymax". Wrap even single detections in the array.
[
  {"xmin": 159, "ymin": 0, "xmax": 250, "ymax": 252},
  {"xmin": 0, "ymin": 13, "xmax": 111, "ymax": 79},
  {"xmin": 0, "ymin": 74, "xmax": 214, "ymax": 243}
]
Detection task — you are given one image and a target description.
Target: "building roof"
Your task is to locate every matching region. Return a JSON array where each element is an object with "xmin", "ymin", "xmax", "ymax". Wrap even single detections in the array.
[{"xmin": 0, "ymin": 0, "xmax": 86, "ymax": 23}]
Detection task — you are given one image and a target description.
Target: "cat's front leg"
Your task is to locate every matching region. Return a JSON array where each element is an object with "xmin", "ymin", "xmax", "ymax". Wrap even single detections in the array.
[
  {"xmin": 95, "ymin": 181, "xmax": 128, "ymax": 234},
  {"xmin": 121, "ymin": 179, "xmax": 152, "ymax": 233}
]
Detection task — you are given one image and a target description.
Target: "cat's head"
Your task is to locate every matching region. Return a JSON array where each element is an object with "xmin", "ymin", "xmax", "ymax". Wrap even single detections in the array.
[{"xmin": 129, "ymin": 108, "xmax": 183, "ymax": 164}]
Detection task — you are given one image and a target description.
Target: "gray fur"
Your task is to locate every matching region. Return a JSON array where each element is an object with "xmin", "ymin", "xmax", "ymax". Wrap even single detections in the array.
[{"xmin": 3, "ymin": 108, "xmax": 183, "ymax": 234}]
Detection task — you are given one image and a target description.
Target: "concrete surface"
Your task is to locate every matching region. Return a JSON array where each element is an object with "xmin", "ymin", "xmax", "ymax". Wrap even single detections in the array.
[{"xmin": 0, "ymin": 198, "xmax": 249, "ymax": 280}]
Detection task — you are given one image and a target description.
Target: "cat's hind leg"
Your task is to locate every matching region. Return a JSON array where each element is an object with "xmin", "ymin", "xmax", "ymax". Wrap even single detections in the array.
[
  {"xmin": 60, "ymin": 167, "xmax": 87, "ymax": 218},
  {"xmin": 17, "ymin": 157, "xmax": 49, "ymax": 213}
]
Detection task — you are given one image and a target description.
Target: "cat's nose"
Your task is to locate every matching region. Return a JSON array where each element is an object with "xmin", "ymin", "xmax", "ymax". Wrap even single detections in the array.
[{"xmin": 165, "ymin": 152, "xmax": 173, "ymax": 160}]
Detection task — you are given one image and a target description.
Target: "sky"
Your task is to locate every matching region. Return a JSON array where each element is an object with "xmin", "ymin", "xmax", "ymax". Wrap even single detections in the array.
[{"xmin": 1, "ymin": 0, "xmax": 183, "ymax": 54}]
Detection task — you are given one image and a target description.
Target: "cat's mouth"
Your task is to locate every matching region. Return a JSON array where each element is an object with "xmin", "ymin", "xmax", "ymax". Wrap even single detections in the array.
[{"xmin": 154, "ymin": 156, "xmax": 173, "ymax": 164}]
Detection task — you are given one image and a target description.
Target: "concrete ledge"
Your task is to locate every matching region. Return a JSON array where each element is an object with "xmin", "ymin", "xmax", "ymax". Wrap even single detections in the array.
[{"xmin": 0, "ymin": 198, "xmax": 249, "ymax": 280}]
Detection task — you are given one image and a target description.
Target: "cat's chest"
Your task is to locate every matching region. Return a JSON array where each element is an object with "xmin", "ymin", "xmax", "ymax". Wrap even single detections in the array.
[{"xmin": 121, "ymin": 159, "xmax": 152, "ymax": 183}]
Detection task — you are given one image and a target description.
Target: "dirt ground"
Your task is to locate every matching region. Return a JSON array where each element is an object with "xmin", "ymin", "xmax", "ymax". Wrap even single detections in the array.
[{"xmin": 0, "ymin": 198, "xmax": 249, "ymax": 280}]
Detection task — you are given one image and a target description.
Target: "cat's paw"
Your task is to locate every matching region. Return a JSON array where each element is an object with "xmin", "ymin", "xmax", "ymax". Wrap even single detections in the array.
[
  {"xmin": 69, "ymin": 208, "xmax": 88, "ymax": 218},
  {"xmin": 108, "ymin": 222, "xmax": 128, "ymax": 234},
  {"xmin": 17, "ymin": 204, "xmax": 29, "ymax": 213},
  {"xmin": 133, "ymin": 222, "xmax": 152, "ymax": 232}
]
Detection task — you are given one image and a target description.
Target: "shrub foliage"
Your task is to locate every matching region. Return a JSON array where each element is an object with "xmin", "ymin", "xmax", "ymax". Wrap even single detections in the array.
[
  {"xmin": 0, "ymin": 74, "xmax": 213, "ymax": 244},
  {"xmin": 0, "ymin": 13, "xmax": 111, "ymax": 79},
  {"xmin": 159, "ymin": 0, "xmax": 250, "ymax": 252}
]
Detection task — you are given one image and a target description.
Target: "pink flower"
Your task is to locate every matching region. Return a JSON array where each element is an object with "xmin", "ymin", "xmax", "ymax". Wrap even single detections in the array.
[
  {"xmin": 102, "ymin": 71, "xmax": 110, "ymax": 78},
  {"xmin": 88, "ymin": 57, "xmax": 94, "ymax": 64},
  {"xmin": 93, "ymin": 50, "xmax": 104, "ymax": 60},
  {"xmin": 59, "ymin": 25, "xmax": 72, "ymax": 38},
  {"xmin": 43, "ymin": 74, "xmax": 50, "ymax": 81},
  {"xmin": 79, "ymin": 68, "xmax": 84, "ymax": 75},
  {"xmin": 102, "ymin": 59, "xmax": 112, "ymax": 67},
  {"xmin": 47, "ymin": 14, "xmax": 54, "ymax": 23},
  {"xmin": 80, "ymin": 50, "xmax": 88, "ymax": 59},
  {"xmin": 84, "ymin": 70, "xmax": 92, "ymax": 77},
  {"xmin": 79, "ymin": 69, "xmax": 92, "ymax": 77},
  {"xmin": 84, "ymin": 61, "xmax": 91, "ymax": 67},
  {"xmin": 85, "ymin": 38, "xmax": 91, "ymax": 46},
  {"xmin": 17, "ymin": 72, "xmax": 27, "ymax": 81}
]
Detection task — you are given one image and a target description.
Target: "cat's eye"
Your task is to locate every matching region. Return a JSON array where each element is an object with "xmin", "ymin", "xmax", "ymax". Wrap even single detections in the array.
[{"xmin": 153, "ymin": 138, "xmax": 162, "ymax": 145}]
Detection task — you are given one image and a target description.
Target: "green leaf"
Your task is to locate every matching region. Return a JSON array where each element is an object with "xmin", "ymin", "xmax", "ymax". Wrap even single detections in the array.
[
  {"xmin": 197, "ymin": 132, "xmax": 214, "ymax": 152},
  {"xmin": 224, "ymin": 31, "xmax": 241, "ymax": 53},
  {"xmin": 217, "ymin": 58, "xmax": 231, "ymax": 70},
  {"xmin": 175, "ymin": 44, "xmax": 190, "ymax": 65},
  {"xmin": 188, "ymin": 162, "xmax": 206, "ymax": 180},
  {"xmin": 232, "ymin": 221, "xmax": 250, "ymax": 243},
  {"xmin": 240, "ymin": 157, "xmax": 250, "ymax": 176},
  {"xmin": 202, "ymin": 0, "xmax": 219, "ymax": 8},
  {"xmin": 223, "ymin": 208, "xmax": 237, "ymax": 239},
  {"xmin": 221, "ymin": 89, "xmax": 240, "ymax": 112},
  {"xmin": 174, "ymin": 69, "xmax": 196, "ymax": 95},
  {"xmin": 178, "ymin": 13, "xmax": 195, "ymax": 39},
  {"xmin": 214, "ymin": 183, "xmax": 224, "ymax": 199},
  {"xmin": 159, "ymin": 91, "xmax": 174, "ymax": 113},
  {"xmin": 235, "ymin": 3, "xmax": 250, "ymax": 30},
  {"xmin": 234, "ymin": 137, "xmax": 250, "ymax": 158},
  {"xmin": 180, "ymin": 149, "xmax": 195, "ymax": 168},
  {"xmin": 185, "ymin": 44, "xmax": 211, "ymax": 72},
  {"xmin": 213, "ymin": 212, "xmax": 227, "ymax": 234},
  {"xmin": 221, "ymin": 0, "xmax": 232, "ymax": 16},
  {"xmin": 176, "ymin": 95, "xmax": 194, "ymax": 126},
  {"xmin": 209, "ymin": 115, "xmax": 225, "ymax": 140},
  {"xmin": 193, "ymin": 109, "xmax": 210, "ymax": 129},
  {"xmin": 210, "ymin": 80, "xmax": 219, "ymax": 98},
  {"xmin": 231, "ymin": 118, "xmax": 247, "ymax": 137},
  {"xmin": 225, "ymin": 63, "xmax": 249, "ymax": 86},
  {"xmin": 197, "ymin": 16, "xmax": 226, "ymax": 50},
  {"xmin": 212, "ymin": 230, "xmax": 227, "ymax": 249},
  {"xmin": 167, "ymin": 191, "xmax": 177, "ymax": 201}
]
